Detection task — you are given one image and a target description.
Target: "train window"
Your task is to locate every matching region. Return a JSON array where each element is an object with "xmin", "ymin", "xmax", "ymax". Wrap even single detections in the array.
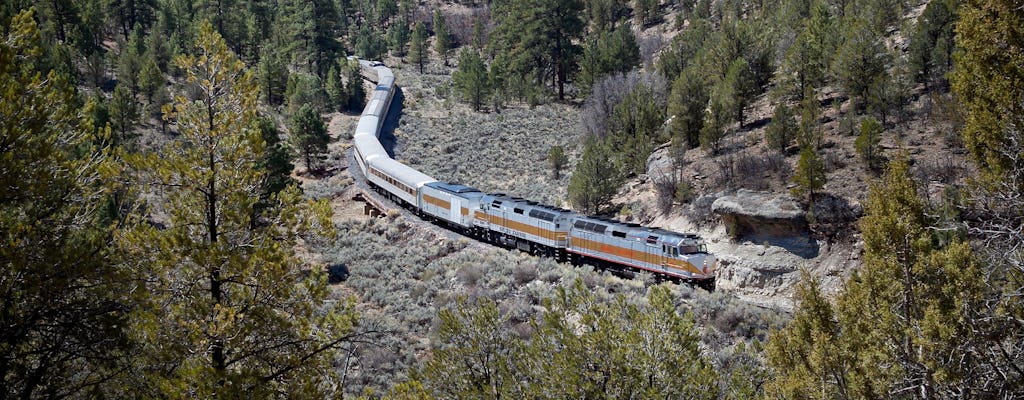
[
  {"xmin": 574, "ymin": 220, "xmax": 587, "ymax": 229},
  {"xmin": 528, "ymin": 210, "xmax": 540, "ymax": 218},
  {"xmin": 612, "ymin": 231, "xmax": 626, "ymax": 238},
  {"xmin": 514, "ymin": 208, "xmax": 524, "ymax": 214},
  {"xmin": 593, "ymin": 224, "xmax": 607, "ymax": 234}
]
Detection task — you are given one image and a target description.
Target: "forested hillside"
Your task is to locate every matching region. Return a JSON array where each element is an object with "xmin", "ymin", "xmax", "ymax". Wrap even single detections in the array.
[{"xmin": 1, "ymin": 0, "xmax": 1022, "ymax": 397}]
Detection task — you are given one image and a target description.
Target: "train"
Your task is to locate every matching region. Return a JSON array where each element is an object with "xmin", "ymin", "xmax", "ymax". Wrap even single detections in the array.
[{"xmin": 349, "ymin": 58, "xmax": 717, "ymax": 287}]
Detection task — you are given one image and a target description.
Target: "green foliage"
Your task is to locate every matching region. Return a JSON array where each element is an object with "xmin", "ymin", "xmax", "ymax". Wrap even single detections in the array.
[
  {"xmin": 578, "ymin": 25, "xmax": 641, "ymax": 96},
  {"xmin": 433, "ymin": 10, "xmax": 452, "ymax": 66},
  {"xmin": 951, "ymin": 0, "xmax": 1024, "ymax": 178},
  {"xmin": 452, "ymin": 48, "xmax": 491, "ymax": 111},
  {"xmin": 657, "ymin": 19, "xmax": 711, "ymax": 83},
  {"xmin": 547, "ymin": 145, "xmax": 569, "ymax": 179},
  {"xmin": 123, "ymin": 22, "xmax": 352, "ymax": 396},
  {"xmin": 409, "ymin": 21, "xmax": 428, "ymax": 73},
  {"xmin": 285, "ymin": 71, "xmax": 327, "ymax": 113},
  {"xmin": 667, "ymin": 65, "xmax": 710, "ymax": 149},
  {"xmin": 289, "ymin": 103, "xmax": 329, "ymax": 171},
  {"xmin": 635, "ymin": 0, "xmax": 662, "ymax": 26},
  {"xmin": 724, "ymin": 57, "xmax": 757, "ymax": 127},
  {"xmin": 797, "ymin": 87, "xmax": 821, "ymax": 149},
  {"xmin": 700, "ymin": 78, "xmax": 733, "ymax": 154},
  {"xmin": 778, "ymin": 0, "xmax": 834, "ymax": 100},
  {"xmin": 355, "ymin": 25, "xmax": 388, "ymax": 60},
  {"xmin": 490, "ymin": 0, "xmax": 585, "ymax": 100},
  {"xmin": 388, "ymin": 17, "xmax": 410, "ymax": 57},
  {"xmin": 257, "ymin": 44, "xmax": 289, "ymax": 105},
  {"xmin": 765, "ymin": 103, "xmax": 797, "ymax": 154},
  {"xmin": 344, "ymin": 59, "xmax": 366, "ymax": 112},
  {"xmin": 0, "ymin": 11, "xmax": 129, "ymax": 397},
  {"xmin": 764, "ymin": 271, "xmax": 848, "ymax": 399},
  {"xmin": 256, "ymin": 115, "xmax": 295, "ymax": 198},
  {"xmin": 908, "ymin": 0, "xmax": 957, "ymax": 89},
  {"xmin": 419, "ymin": 281, "xmax": 718, "ymax": 398},
  {"xmin": 792, "ymin": 145, "xmax": 826, "ymax": 201},
  {"xmin": 109, "ymin": 82, "xmax": 139, "ymax": 147},
  {"xmin": 831, "ymin": 18, "xmax": 890, "ymax": 108},
  {"xmin": 568, "ymin": 139, "xmax": 622, "ymax": 213},
  {"xmin": 326, "ymin": 62, "xmax": 345, "ymax": 111},
  {"xmin": 608, "ymin": 83, "xmax": 666, "ymax": 176},
  {"xmin": 767, "ymin": 155, "xmax": 1008, "ymax": 397},
  {"xmin": 855, "ymin": 116, "xmax": 883, "ymax": 170}
]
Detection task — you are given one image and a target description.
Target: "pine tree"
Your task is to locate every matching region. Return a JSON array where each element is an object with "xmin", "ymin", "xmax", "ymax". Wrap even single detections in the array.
[
  {"xmin": 667, "ymin": 66, "xmax": 709, "ymax": 149},
  {"xmin": 568, "ymin": 139, "xmax": 622, "ymax": 213},
  {"xmin": 765, "ymin": 103, "xmax": 797, "ymax": 154},
  {"xmin": 490, "ymin": 0, "xmax": 585, "ymax": 100},
  {"xmin": 433, "ymin": 10, "xmax": 452, "ymax": 66},
  {"xmin": 122, "ymin": 22, "xmax": 354, "ymax": 397},
  {"xmin": 855, "ymin": 116, "xmax": 883, "ymax": 171},
  {"xmin": 409, "ymin": 21, "xmax": 428, "ymax": 73},
  {"xmin": 109, "ymin": 82, "xmax": 140, "ymax": 147},
  {"xmin": 344, "ymin": 59, "xmax": 366, "ymax": 112},
  {"xmin": 578, "ymin": 25, "xmax": 641, "ymax": 95},
  {"xmin": 792, "ymin": 145, "xmax": 826, "ymax": 201},
  {"xmin": 0, "ymin": 11, "xmax": 130, "ymax": 397},
  {"xmin": 289, "ymin": 103, "xmax": 330, "ymax": 172},
  {"xmin": 547, "ymin": 145, "xmax": 569, "ymax": 179},
  {"xmin": 831, "ymin": 18, "xmax": 890, "ymax": 109},
  {"xmin": 326, "ymin": 62, "xmax": 345, "ymax": 111},
  {"xmin": 452, "ymin": 48, "xmax": 491, "ymax": 111}
]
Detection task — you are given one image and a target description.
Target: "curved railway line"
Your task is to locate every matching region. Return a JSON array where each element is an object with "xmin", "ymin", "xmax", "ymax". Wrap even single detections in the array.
[{"xmin": 345, "ymin": 59, "xmax": 717, "ymax": 288}]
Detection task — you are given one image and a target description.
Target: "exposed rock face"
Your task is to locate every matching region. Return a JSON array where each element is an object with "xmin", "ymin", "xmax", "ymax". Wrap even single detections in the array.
[{"xmin": 711, "ymin": 190, "xmax": 819, "ymax": 258}]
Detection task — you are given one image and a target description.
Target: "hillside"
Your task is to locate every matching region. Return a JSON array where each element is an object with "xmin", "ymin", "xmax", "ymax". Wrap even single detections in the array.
[{"xmin": 2, "ymin": 0, "xmax": 1021, "ymax": 397}]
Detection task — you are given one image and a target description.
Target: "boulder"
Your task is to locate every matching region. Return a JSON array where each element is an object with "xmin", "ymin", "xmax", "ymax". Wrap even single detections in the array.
[{"xmin": 712, "ymin": 190, "xmax": 818, "ymax": 258}]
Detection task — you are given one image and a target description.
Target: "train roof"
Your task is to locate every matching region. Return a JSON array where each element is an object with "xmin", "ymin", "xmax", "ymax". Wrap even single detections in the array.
[
  {"xmin": 369, "ymin": 157, "xmax": 436, "ymax": 187},
  {"xmin": 571, "ymin": 215, "xmax": 704, "ymax": 246},
  {"xmin": 426, "ymin": 181, "xmax": 481, "ymax": 194}
]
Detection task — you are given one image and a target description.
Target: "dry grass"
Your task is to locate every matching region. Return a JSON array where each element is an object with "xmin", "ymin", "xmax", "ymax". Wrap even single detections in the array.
[{"xmin": 391, "ymin": 66, "xmax": 584, "ymax": 205}]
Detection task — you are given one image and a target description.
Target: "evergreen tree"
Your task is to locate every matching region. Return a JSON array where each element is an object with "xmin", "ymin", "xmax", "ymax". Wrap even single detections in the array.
[
  {"xmin": 951, "ymin": 0, "xmax": 1024, "ymax": 177},
  {"xmin": 855, "ymin": 116, "xmax": 883, "ymax": 171},
  {"xmin": 122, "ymin": 22, "xmax": 354, "ymax": 397},
  {"xmin": 765, "ymin": 103, "xmax": 797, "ymax": 154},
  {"xmin": 0, "ymin": 11, "xmax": 130, "ymax": 397},
  {"xmin": 725, "ymin": 57, "xmax": 756, "ymax": 127},
  {"xmin": 257, "ymin": 43, "xmax": 289, "ymax": 105},
  {"xmin": 326, "ymin": 62, "xmax": 345, "ymax": 111},
  {"xmin": 409, "ymin": 21, "xmax": 428, "ymax": 73},
  {"xmin": 797, "ymin": 86, "xmax": 821, "ymax": 149},
  {"xmin": 764, "ymin": 272, "xmax": 850, "ymax": 399},
  {"xmin": 568, "ymin": 139, "xmax": 622, "ymax": 213},
  {"xmin": 256, "ymin": 115, "xmax": 294, "ymax": 199},
  {"xmin": 490, "ymin": 0, "xmax": 585, "ymax": 100},
  {"xmin": 700, "ymin": 78, "xmax": 734, "ymax": 154},
  {"xmin": 907, "ymin": 0, "xmax": 957, "ymax": 89},
  {"xmin": 667, "ymin": 66, "xmax": 709, "ymax": 149},
  {"xmin": 387, "ymin": 17, "xmax": 410, "ymax": 57},
  {"xmin": 792, "ymin": 145, "xmax": 826, "ymax": 201},
  {"xmin": 289, "ymin": 103, "xmax": 330, "ymax": 172},
  {"xmin": 433, "ymin": 10, "xmax": 452, "ymax": 66},
  {"xmin": 344, "ymin": 59, "xmax": 366, "ymax": 112},
  {"xmin": 548, "ymin": 145, "xmax": 569, "ymax": 179},
  {"xmin": 635, "ymin": 0, "xmax": 662, "ymax": 26},
  {"xmin": 831, "ymin": 18, "xmax": 889, "ymax": 109},
  {"xmin": 578, "ymin": 25, "xmax": 641, "ymax": 96},
  {"xmin": 109, "ymin": 82, "xmax": 139, "ymax": 147},
  {"xmin": 608, "ymin": 83, "xmax": 666, "ymax": 176},
  {"xmin": 452, "ymin": 48, "xmax": 491, "ymax": 111}
]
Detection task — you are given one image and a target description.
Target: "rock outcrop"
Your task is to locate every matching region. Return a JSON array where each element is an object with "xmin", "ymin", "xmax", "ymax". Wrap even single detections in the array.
[{"xmin": 712, "ymin": 190, "xmax": 819, "ymax": 258}]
